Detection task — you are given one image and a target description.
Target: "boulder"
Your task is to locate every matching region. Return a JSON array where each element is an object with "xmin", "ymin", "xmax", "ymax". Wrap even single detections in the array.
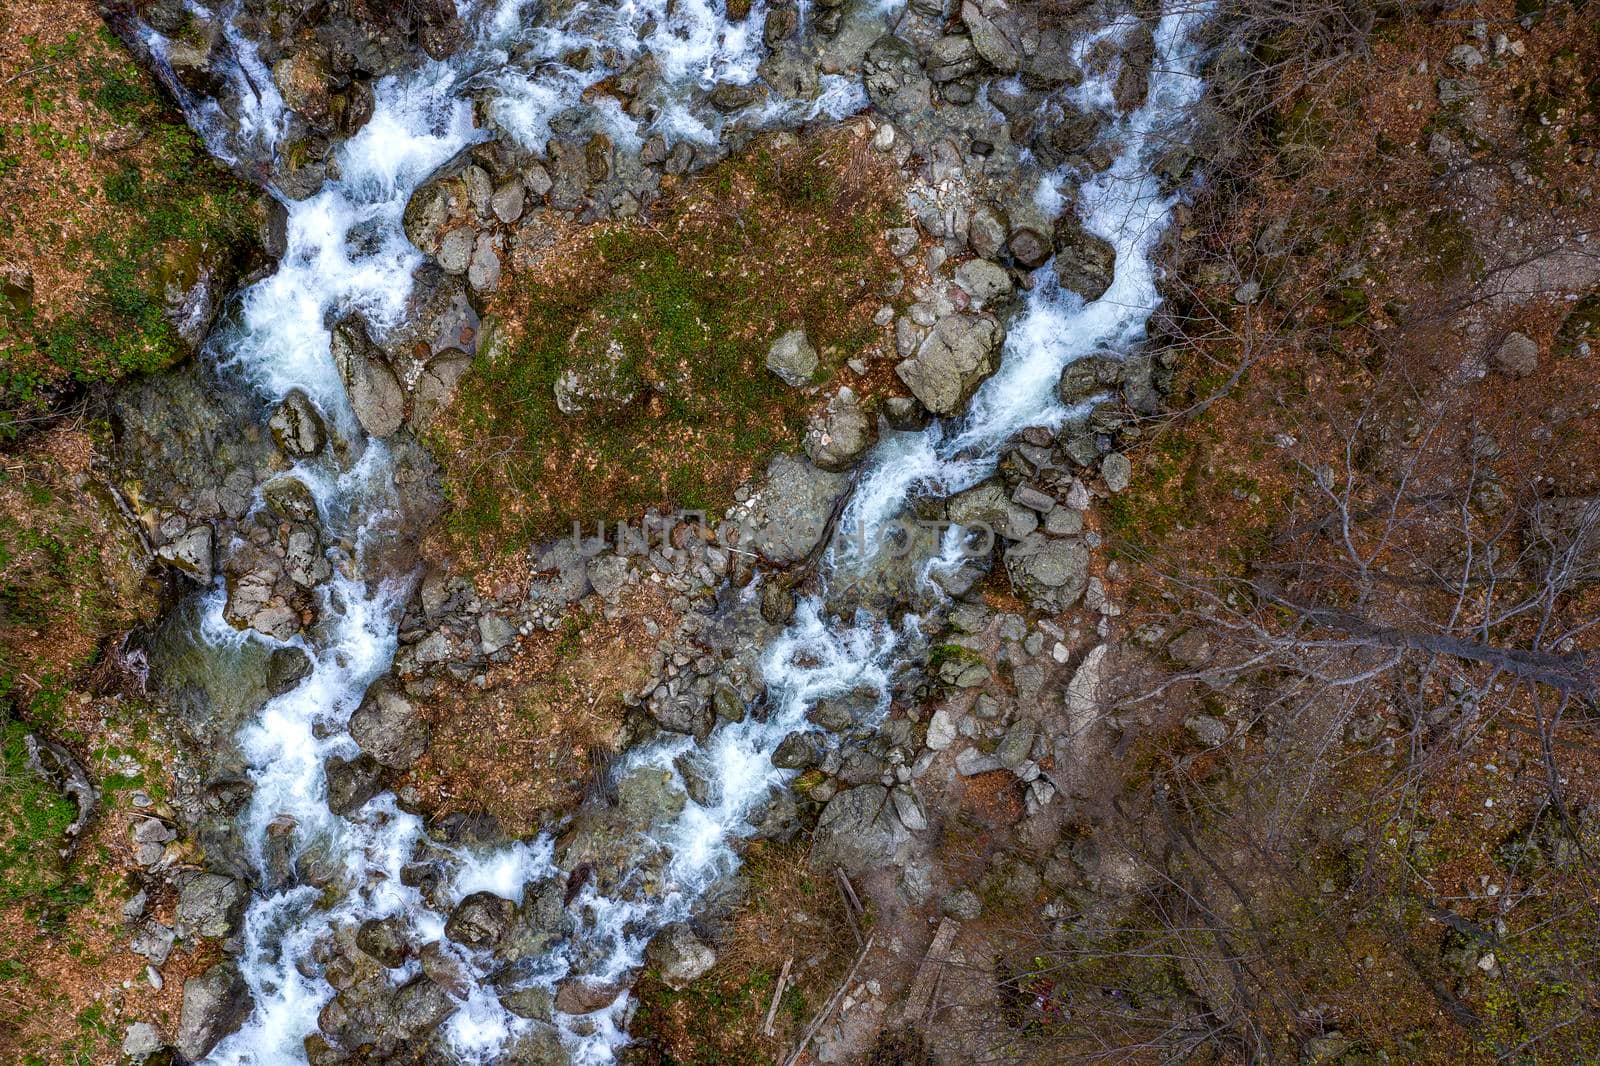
[
  {"xmin": 273, "ymin": 47, "xmax": 332, "ymax": 123},
  {"xmin": 553, "ymin": 977, "xmax": 625, "ymax": 1015},
  {"xmin": 325, "ymin": 753, "xmax": 385, "ymax": 816},
  {"xmin": 176, "ymin": 962, "xmax": 250, "ymax": 1061},
  {"xmin": 948, "ymin": 480, "xmax": 1038, "ymax": 542},
  {"xmin": 895, "ymin": 314, "xmax": 1004, "ymax": 415},
  {"xmin": 1492, "ymin": 331, "xmax": 1538, "ymax": 377},
  {"xmin": 1053, "ymin": 219, "xmax": 1116, "ymax": 301},
  {"xmin": 733, "ymin": 454, "xmax": 849, "ymax": 565},
  {"xmin": 772, "ymin": 730, "xmax": 822, "ymax": 770},
  {"xmin": 646, "ymin": 922, "xmax": 718, "ymax": 990},
  {"xmin": 1003, "ymin": 533, "xmax": 1090, "ymax": 610},
  {"xmin": 268, "ymin": 389, "xmax": 327, "ymax": 457},
  {"xmin": 961, "ymin": 0, "xmax": 1030, "ymax": 72},
  {"xmin": 349, "ymin": 682, "xmax": 429, "ymax": 769},
  {"xmin": 809, "ymin": 784, "xmax": 909, "ymax": 875},
  {"xmin": 955, "ymin": 258, "xmax": 1013, "ymax": 306},
  {"xmin": 1057, "ymin": 355, "xmax": 1124, "ymax": 406},
  {"xmin": 766, "ymin": 328, "xmax": 819, "ymax": 387},
  {"xmin": 175, "ymin": 873, "xmax": 248, "ymax": 941},
  {"xmin": 444, "ymin": 891, "xmax": 516, "ymax": 949},
  {"xmin": 356, "ymin": 915, "xmax": 414, "ymax": 968},
  {"xmin": 156, "ymin": 525, "xmax": 214, "ymax": 583},
  {"xmin": 330, "ymin": 317, "xmax": 404, "ymax": 439},
  {"xmin": 803, "ymin": 389, "xmax": 877, "ymax": 471}
]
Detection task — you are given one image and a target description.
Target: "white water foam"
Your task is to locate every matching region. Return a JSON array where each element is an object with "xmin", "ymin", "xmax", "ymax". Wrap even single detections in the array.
[{"xmin": 140, "ymin": 0, "xmax": 1213, "ymax": 1060}]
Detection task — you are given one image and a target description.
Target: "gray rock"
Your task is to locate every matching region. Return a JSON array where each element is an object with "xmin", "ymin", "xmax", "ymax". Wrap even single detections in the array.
[
  {"xmin": 325, "ymin": 753, "xmax": 385, "ymax": 816},
  {"xmin": 962, "ymin": 0, "xmax": 1025, "ymax": 72},
  {"xmin": 1184, "ymin": 715, "xmax": 1229, "ymax": 747},
  {"xmin": 954, "ymin": 746, "xmax": 1003, "ymax": 776},
  {"xmin": 1004, "ymin": 533, "xmax": 1090, "ymax": 610},
  {"xmin": 734, "ymin": 454, "xmax": 849, "ymax": 565},
  {"xmin": 330, "ymin": 316, "xmax": 404, "ymax": 438},
  {"xmin": 941, "ymin": 886, "xmax": 982, "ymax": 920},
  {"xmin": 445, "ymin": 891, "xmax": 516, "ymax": 948},
  {"xmin": 969, "ymin": 204, "xmax": 1009, "ymax": 260},
  {"xmin": 646, "ymin": 922, "xmax": 717, "ymax": 990},
  {"xmin": 122, "ymin": 1021, "xmax": 164, "ymax": 1059},
  {"xmin": 1492, "ymin": 331, "xmax": 1538, "ymax": 377},
  {"xmin": 674, "ymin": 749, "xmax": 720, "ymax": 806},
  {"xmin": 810, "ymin": 784, "xmax": 908, "ymax": 875},
  {"xmin": 176, "ymin": 873, "xmax": 248, "ymax": 940},
  {"xmin": 156, "ymin": 525, "xmax": 214, "ymax": 583},
  {"xmin": 554, "ymin": 977, "xmax": 626, "ymax": 1015},
  {"xmin": 499, "ymin": 986, "xmax": 554, "ymax": 1021},
  {"xmin": 955, "ymin": 258, "xmax": 1013, "ymax": 306},
  {"xmin": 997, "ymin": 720, "xmax": 1037, "ymax": 770},
  {"xmin": 772, "ymin": 730, "xmax": 822, "ymax": 770},
  {"xmin": 468, "ymin": 234, "xmax": 501, "ymax": 293},
  {"xmin": 490, "ymin": 178, "xmax": 526, "ymax": 223},
  {"xmin": 586, "ymin": 554, "xmax": 630, "ymax": 600},
  {"xmin": 268, "ymin": 389, "xmax": 327, "ymax": 457},
  {"xmin": 349, "ymin": 681, "xmax": 430, "ymax": 769},
  {"xmin": 1101, "ymin": 452, "xmax": 1132, "ymax": 492},
  {"xmin": 949, "ymin": 480, "xmax": 1038, "ymax": 542},
  {"xmin": 130, "ymin": 922, "xmax": 176, "ymax": 965},
  {"xmin": 803, "ymin": 389, "xmax": 877, "ymax": 471},
  {"xmin": 766, "ymin": 328, "xmax": 819, "ymax": 387},
  {"xmin": 437, "ymin": 227, "xmax": 475, "ymax": 273},
  {"xmin": 1053, "ymin": 219, "xmax": 1116, "ymax": 301},
  {"xmin": 615, "ymin": 765, "xmax": 688, "ymax": 826},
  {"xmin": 895, "ymin": 314, "xmax": 1003, "ymax": 415},
  {"xmin": 925, "ymin": 706, "xmax": 958, "ymax": 750},
  {"xmin": 177, "ymin": 962, "xmax": 250, "ymax": 1061},
  {"xmin": 1007, "ymin": 226, "xmax": 1053, "ymax": 269}
]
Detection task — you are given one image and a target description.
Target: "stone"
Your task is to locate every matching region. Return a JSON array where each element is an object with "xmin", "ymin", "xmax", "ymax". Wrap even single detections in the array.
[
  {"xmin": 962, "ymin": 0, "xmax": 1025, "ymax": 72},
  {"xmin": 266, "ymin": 647, "xmax": 312, "ymax": 695},
  {"xmin": 554, "ymin": 977, "xmax": 625, "ymax": 1015},
  {"xmin": 955, "ymin": 258, "xmax": 1013, "ymax": 306},
  {"xmin": 772, "ymin": 731, "xmax": 822, "ymax": 770},
  {"xmin": 273, "ymin": 48, "xmax": 332, "ymax": 122},
  {"xmin": 268, "ymin": 389, "xmax": 327, "ymax": 457},
  {"xmin": 734, "ymin": 454, "xmax": 849, "ymax": 565},
  {"xmin": 177, "ymin": 962, "xmax": 250, "ymax": 1061},
  {"xmin": 445, "ymin": 891, "xmax": 516, "ymax": 948},
  {"xmin": 1004, "ymin": 533, "xmax": 1090, "ymax": 610},
  {"xmin": 766, "ymin": 328, "xmax": 819, "ymax": 387},
  {"xmin": 941, "ymin": 887, "xmax": 982, "ymax": 920},
  {"xmin": 1184, "ymin": 715, "xmax": 1229, "ymax": 747},
  {"xmin": 468, "ymin": 234, "xmax": 501, "ymax": 293},
  {"xmin": 490, "ymin": 178, "xmax": 526, "ymax": 223},
  {"xmin": 1101, "ymin": 452, "xmax": 1132, "ymax": 492},
  {"xmin": 925, "ymin": 707, "xmax": 958, "ymax": 751},
  {"xmin": 1052, "ymin": 219, "xmax": 1117, "ymax": 301},
  {"xmin": 646, "ymin": 923, "xmax": 718, "ymax": 990},
  {"xmin": 356, "ymin": 915, "xmax": 414, "ymax": 968},
  {"xmin": 586, "ymin": 554, "xmax": 630, "ymax": 600},
  {"xmin": 949, "ymin": 480, "xmax": 1037, "ymax": 542},
  {"xmin": 1492, "ymin": 331, "xmax": 1538, "ymax": 377},
  {"xmin": 349, "ymin": 682, "xmax": 430, "ymax": 769},
  {"xmin": 809, "ymin": 784, "xmax": 908, "ymax": 875},
  {"xmin": 122, "ymin": 1021, "xmax": 164, "ymax": 1059},
  {"xmin": 1007, "ymin": 227, "xmax": 1053, "ymax": 270},
  {"xmin": 499, "ymin": 986, "xmax": 554, "ymax": 1021},
  {"xmin": 895, "ymin": 314, "xmax": 1003, "ymax": 415},
  {"xmin": 330, "ymin": 316, "xmax": 404, "ymax": 438},
  {"xmin": 969, "ymin": 204, "xmax": 1009, "ymax": 260},
  {"xmin": 326, "ymin": 753, "xmax": 385, "ymax": 816},
  {"xmin": 157, "ymin": 525, "xmax": 214, "ymax": 583},
  {"xmin": 437, "ymin": 227, "xmax": 475, "ymax": 273},
  {"xmin": 997, "ymin": 720, "xmax": 1037, "ymax": 770},
  {"xmin": 804, "ymin": 389, "xmax": 877, "ymax": 471},
  {"xmin": 176, "ymin": 873, "xmax": 248, "ymax": 941}
]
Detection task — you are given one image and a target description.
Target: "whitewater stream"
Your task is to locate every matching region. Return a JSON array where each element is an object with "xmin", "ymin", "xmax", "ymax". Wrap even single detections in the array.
[{"xmin": 136, "ymin": 0, "xmax": 1210, "ymax": 1060}]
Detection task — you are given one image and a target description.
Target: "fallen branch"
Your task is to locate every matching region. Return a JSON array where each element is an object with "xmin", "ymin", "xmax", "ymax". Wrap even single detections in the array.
[
  {"xmin": 764, "ymin": 956, "xmax": 793, "ymax": 1037},
  {"xmin": 783, "ymin": 933, "xmax": 875, "ymax": 1066}
]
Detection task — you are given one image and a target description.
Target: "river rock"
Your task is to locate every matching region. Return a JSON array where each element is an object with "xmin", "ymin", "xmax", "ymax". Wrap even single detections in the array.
[
  {"xmin": 553, "ymin": 977, "xmax": 625, "ymax": 1015},
  {"xmin": 176, "ymin": 872, "xmax": 248, "ymax": 941},
  {"xmin": 955, "ymin": 258, "xmax": 1013, "ymax": 307},
  {"xmin": 349, "ymin": 681, "xmax": 430, "ymax": 769},
  {"xmin": 948, "ymin": 480, "xmax": 1038, "ymax": 542},
  {"xmin": 646, "ymin": 922, "xmax": 718, "ymax": 990},
  {"xmin": 961, "ymin": 0, "xmax": 1030, "ymax": 72},
  {"xmin": 156, "ymin": 525, "xmax": 214, "ymax": 583},
  {"xmin": 1057, "ymin": 355, "xmax": 1125, "ymax": 406},
  {"xmin": 895, "ymin": 313, "xmax": 1003, "ymax": 415},
  {"xmin": 1003, "ymin": 533, "xmax": 1090, "ymax": 610},
  {"xmin": 445, "ymin": 891, "xmax": 516, "ymax": 948},
  {"xmin": 803, "ymin": 389, "xmax": 877, "ymax": 471},
  {"xmin": 356, "ymin": 915, "xmax": 415, "ymax": 968},
  {"xmin": 732, "ymin": 454, "xmax": 849, "ymax": 565},
  {"xmin": 766, "ymin": 328, "xmax": 819, "ymax": 387},
  {"xmin": 177, "ymin": 961, "xmax": 250, "ymax": 1061},
  {"xmin": 325, "ymin": 753, "xmax": 385, "ymax": 816},
  {"xmin": 809, "ymin": 783, "xmax": 909, "ymax": 875},
  {"xmin": 330, "ymin": 316, "xmax": 404, "ymax": 438},
  {"xmin": 1053, "ymin": 218, "xmax": 1117, "ymax": 301},
  {"xmin": 772, "ymin": 730, "xmax": 822, "ymax": 769},
  {"xmin": 268, "ymin": 389, "xmax": 327, "ymax": 457}
]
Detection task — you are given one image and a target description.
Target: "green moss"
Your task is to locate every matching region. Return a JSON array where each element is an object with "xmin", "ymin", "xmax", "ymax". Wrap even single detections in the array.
[{"xmin": 0, "ymin": 722, "xmax": 75, "ymax": 903}]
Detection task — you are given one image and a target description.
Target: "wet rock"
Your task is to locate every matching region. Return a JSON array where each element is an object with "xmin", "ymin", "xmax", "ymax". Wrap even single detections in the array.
[
  {"xmin": 1053, "ymin": 219, "xmax": 1117, "ymax": 301},
  {"xmin": 325, "ymin": 753, "xmax": 385, "ymax": 816},
  {"xmin": 268, "ymin": 389, "xmax": 328, "ymax": 457},
  {"xmin": 772, "ymin": 730, "xmax": 822, "ymax": 770},
  {"xmin": 330, "ymin": 316, "xmax": 404, "ymax": 438},
  {"xmin": 390, "ymin": 976, "xmax": 458, "ymax": 1036},
  {"xmin": 1057, "ymin": 355, "xmax": 1124, "ymax": 406},
  {"xmin": 1004, "ymin": 533, "xmax": 1090, "ymax": 610},
  {"xmin": 553, "ymin": 977, "xmax": 625, "ymax": 1015},
  {"xmin": 445, "ymin": 891, "xmax": 516, "ymax": 949},
  {"xmin": 1007, "ymin": 226, "xmax": 1053, "ymax": 270},
  {"xmin": 961, "ymin": 0, "xmax": 1029, "ymax": 72},
  {"xmin": 501, "ymin": 1021, "xmax": 569, "ymax": 1063},
  {"xmin": 732, "ymin": 454, "xmax": 849, "ymax": 565},
  {"xmin": 266, "ymin": 647, "xmax": 313, "ymax": 695},
  {"xmin": 863, "ymin": 34, "xmax": 932, "ymax": 116},
  {"xmin": 803, "ymin": 389, "xmax": 877, "ymax": 471},
  {"xmin": 356, "ymin": 915, "xmax": 414, "ymax": 968},
  {"xmin": 674, "ymin": 749, "xmax": 720, "ymax": 806},
  {"xmin": 895, "ymin": 314, "xmax": 1003, "ymax": 415},
  {"xmin": 349, "ymin": 681, "xmax": 430, "ymax": 769},
  {"xmin": 1031, "ymin": 103, "xmax": 1102, "ymax": 164},
  {"xmin": 274, "ymin": 47, "xmax": 333, "ymax": 124},
  {"xmin": 615, "ymin": 765, "xmax": 688, "ymax": 826},
  {"xmin": 177, "ymin": 961, "xmax": 250, "ymax": 1061},
  {"xmin": 499, "ymin": 986, "xmax": 554, "ymax": 1021},
  {"xmin": 646, "ymin": 922, "xmax": 718, "ymax": 990},
  {"xmin": 1113, "ymin": 25, "xmax": 1156, "ymax": 113},
  {"xmin": 766, "ymin": 328, "xmax": 819, "ymax": 387},
  {"xmin": 1492, "ymin": 331, "xmax": 1538, "ymax": 377}
]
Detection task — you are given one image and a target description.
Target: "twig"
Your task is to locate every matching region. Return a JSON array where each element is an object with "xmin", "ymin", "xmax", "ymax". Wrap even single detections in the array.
[
  {"xmin": 763, "ymin": 956, "xmax": 793, "ymax": 1037},
  {"xmin": 835, "ymin": 867, "xmax": 863, "ymax": 948},
  {"xmin": 783, "ymin": 933, "xmax": 875, "ymax": 1066}
]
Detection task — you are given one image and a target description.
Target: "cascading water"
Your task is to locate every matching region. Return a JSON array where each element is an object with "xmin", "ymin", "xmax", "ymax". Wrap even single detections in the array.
[{"xmin": 133, "ymin": 0, "xmax": 1212, "ymax": 1060}]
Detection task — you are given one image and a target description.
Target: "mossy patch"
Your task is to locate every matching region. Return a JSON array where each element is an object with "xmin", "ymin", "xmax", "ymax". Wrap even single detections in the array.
[{"xmin": 430, "ymin": 130, "xmax": 903, "ymax": 556}]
